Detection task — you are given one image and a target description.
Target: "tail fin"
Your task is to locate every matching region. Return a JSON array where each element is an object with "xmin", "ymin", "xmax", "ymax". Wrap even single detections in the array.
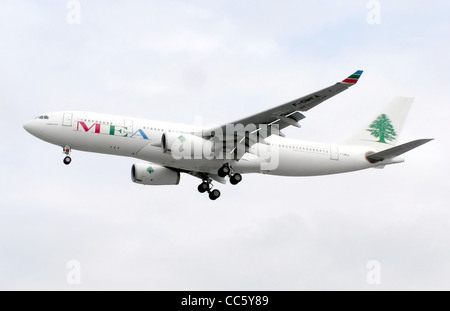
[{"xmin": 344, "ymin": 97, "xmax": 413, "ymax": 151}]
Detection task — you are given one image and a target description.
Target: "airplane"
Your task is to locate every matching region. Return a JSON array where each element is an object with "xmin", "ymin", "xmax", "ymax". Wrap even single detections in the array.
[{"xmin": 24, "ymin": 70, "xmax": 433, "ymax": 200}]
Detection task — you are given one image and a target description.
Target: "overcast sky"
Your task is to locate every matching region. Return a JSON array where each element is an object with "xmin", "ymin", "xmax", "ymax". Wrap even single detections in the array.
[{"xmin": 1, "ymin": 0, "xmax": 449, "ymax": 290}]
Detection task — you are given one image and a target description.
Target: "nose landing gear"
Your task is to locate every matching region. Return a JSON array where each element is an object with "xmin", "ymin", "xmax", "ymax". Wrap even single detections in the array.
[
  {"xmin": 63, "ymin": 156, "xmax": 72, "ymax": 165},
  {"xmin": 63, "ymin": 146, "xmax": 72, "ymax": 165}
]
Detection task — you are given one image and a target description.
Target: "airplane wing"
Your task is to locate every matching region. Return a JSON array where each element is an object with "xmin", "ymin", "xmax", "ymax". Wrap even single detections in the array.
[{"xmin": 200, "ymin": 70, "xmax": 364, "ymax": 159}]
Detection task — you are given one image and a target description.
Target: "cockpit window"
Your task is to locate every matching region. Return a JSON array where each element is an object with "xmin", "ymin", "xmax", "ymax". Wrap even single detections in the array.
[{"xmin": 36, "ymin": 115, "xmax": 49, "ymax": 120}]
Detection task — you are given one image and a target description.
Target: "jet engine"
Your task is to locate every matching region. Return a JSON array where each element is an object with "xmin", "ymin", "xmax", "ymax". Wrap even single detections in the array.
[
  {"xmin": 131, "ymin": 163, "xmax": 180, "ymax": 186},
  {"xmin": 161, "ymin": 132, "xmax": 215, "ymax": 158}
]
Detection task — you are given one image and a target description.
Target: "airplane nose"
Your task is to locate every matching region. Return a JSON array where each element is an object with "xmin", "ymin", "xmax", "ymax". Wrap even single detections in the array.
[
  {"xmin": 23, "ymin": 120, "xmax": 39, "ymax": 136},
  {"xmin": 23, "ymin": 121, "xmax": 33, "ymax": 133}
]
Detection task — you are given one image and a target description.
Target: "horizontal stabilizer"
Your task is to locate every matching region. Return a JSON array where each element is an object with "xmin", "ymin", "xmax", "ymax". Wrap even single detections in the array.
[{"xmin": 367, "ymin": 139, "xmax": 433, "ymax": 163}]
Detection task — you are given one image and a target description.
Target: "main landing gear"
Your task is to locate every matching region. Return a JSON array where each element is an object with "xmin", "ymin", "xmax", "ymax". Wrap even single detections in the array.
[
  {"xmin": 218, "ymin": 164, "xmax": 242, "ymax": 186},
  {"xmin": 63, "ymin": 145, "xmax": 72, "ymax": 165},
  {"xmin": 230, "ymin": 173, "xmax": 242, "ymax": 185},
  {"xmin": 217, "ymin": 165, "xmax": 230, "ymax": 178},
  {"xmin": 197, "ymin": 164, "xmax": 242, "ymax": 201},
  {"xmin": 197, "ymin": 180, "xmax": 221, "ymax": 201}
]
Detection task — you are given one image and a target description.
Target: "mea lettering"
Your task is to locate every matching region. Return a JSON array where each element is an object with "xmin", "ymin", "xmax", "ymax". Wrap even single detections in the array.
[
  {"xmin": 226, "ymin": 296, "xmax": 269, "ymax": 306},
  {"xmin": 76, "ymin": 121, "xmax": 149, "ymax": 140},
  {"xmin": 77, "ymin": 121, "xmax": 101, "ymax": 134}
]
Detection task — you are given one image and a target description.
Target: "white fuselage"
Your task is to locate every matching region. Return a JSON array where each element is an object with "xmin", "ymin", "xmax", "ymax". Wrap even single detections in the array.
[{"xmin": 24, "ymin": 111, "xmax": 388, "ymax": 177}]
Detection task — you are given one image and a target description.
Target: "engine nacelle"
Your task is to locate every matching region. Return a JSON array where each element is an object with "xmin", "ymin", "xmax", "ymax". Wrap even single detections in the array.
[
  {"xmin": 161, "ymin": 132, "xmax": 215, "ymax": 159},
  {"xmin": 131, "ymin": 163, "xmax": 180, "ymax": 186}
]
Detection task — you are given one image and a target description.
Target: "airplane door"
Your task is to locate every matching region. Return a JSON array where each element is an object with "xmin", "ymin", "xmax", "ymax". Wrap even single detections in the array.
[
  {"xmin": 330, "ymin": 146, "xmax": 339, "ymax": 161},
  {"xmin": 63, "ymin": 113, "xmax": 73, "ymax": 127},
  {"xmin": 124, "ymin": 120, "xmax": 133, "ymax": 134}
]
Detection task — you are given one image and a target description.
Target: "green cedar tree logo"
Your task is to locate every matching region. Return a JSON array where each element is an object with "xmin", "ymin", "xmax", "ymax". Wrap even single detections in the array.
[{"xmin": 367, "ymin": 114, "xmax": 397, "ymax": 144}]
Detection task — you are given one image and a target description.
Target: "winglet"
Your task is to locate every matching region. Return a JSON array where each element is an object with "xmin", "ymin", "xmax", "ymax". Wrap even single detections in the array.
[{"xmin": 342, "ymin": 70, "xmax": 364, "ymax": 85}]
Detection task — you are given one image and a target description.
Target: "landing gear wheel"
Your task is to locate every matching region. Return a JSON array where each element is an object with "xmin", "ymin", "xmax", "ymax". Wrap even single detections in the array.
[
  {"xmin": 63, "ymin": 156, "xmax": 72, "ymax": 165},
  {"xmin": 230, "ymin": 173, "xmax": 242, "ymax": 185},
  {"xmin": 218, "ymin": 165, "xmax": 230, "ymax": 178},
  {"xmin": 62, "ymin": 146, "xmax": 72, "ymax": 165},
  {"xmin": 198, "ymin": 176, "xmax": 221, "ymax": 200},
  {"xmin": 198, "ymin": 182, "xmax": 209, "ymax": 193},
  {"xmin": 209, "ymin": 189, "xmax": 221, "ymax": 201}
]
